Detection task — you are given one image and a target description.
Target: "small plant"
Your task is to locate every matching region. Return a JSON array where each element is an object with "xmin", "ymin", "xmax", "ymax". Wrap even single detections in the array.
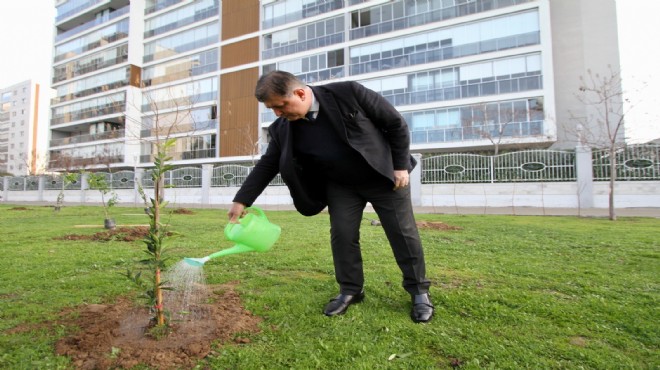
[
  {"xmin": 86, "ymin": 172, "xmax": 118, "ymax": 228},
  {"xmin": 55, "ymin": 172, "xmax": 80, "ymax": 212},
  {"xmin": 125, "ymin": 138, "xmax": 177, "ymax": 328}
]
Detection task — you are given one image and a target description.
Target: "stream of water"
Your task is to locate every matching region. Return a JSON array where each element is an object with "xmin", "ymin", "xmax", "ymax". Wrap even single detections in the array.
[{"xmin": 163, "ymin": 260, "xmax": 210, "ymax": 322}]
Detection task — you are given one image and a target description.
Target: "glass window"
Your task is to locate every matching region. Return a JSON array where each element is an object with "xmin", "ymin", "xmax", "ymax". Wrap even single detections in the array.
[
  {"xmin": 349, "ymin": 10, "xmax": 539, "ymax": 76},
  {"xmin": 142, "ymin": 49, "xmax": 218, "ymax": 86},
  {"xmin": 54, "ymin": 19, "xmax": 129, "ymax": 62},
  {"xmin": 145, "ymin": 0, "xmax": 219, "ymax": 38},
  {"xmin": 54, "ymin": 67, "xmax": 129, "ymax": 103},
  {"xmin": 263, "ymin": 0, "xmax": 343, "ymax": 29},
  {"xmin": 263, "ymin": 16, "xmax": 344, "ymax": 59},
  {"xmin": 144, "ymin": 23, "xmax": 219, "ymax": 63},
  {"xmin": 142, "ymin": 77, "xmax": 218, "ymax": 112}
]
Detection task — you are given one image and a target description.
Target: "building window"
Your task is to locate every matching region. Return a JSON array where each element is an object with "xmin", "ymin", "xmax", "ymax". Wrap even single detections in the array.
[
  {"xmin": 144, "ymin": 0, "xmax": 219, "ymax": 39},
  {"xmin": 403, "ymin": 97, "xmax": 545, "ymax": 144},
  {"xmin": 349, "ymin": 10, "xmax": 540, "ymax": 76},
  {"xmin": 361, "ymin": 53, "xmax": 542, "ymax": 106},
  {"xmin": 142, "ymin": 49, "xmax": 218, "ymax": 87},
  {"xmin": 54, "ymin": 19, "xmax": 129, "ymax": 62},
  {"xmin": 275, "ymin": 49, "xmax": 345, "ymax": 83},
  {"xmin": 262, "ymin": 16, "xmax": 345, "ymax": 60},
  {"xmin": 263, "ymin": 0, "xmax": 344, "ymax": 29}
]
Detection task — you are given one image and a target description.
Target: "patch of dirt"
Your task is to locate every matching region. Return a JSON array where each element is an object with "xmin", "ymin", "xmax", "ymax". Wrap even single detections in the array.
[
  {"xmin": 53, "ymin": 227, "xmax": 173, "ymax": 242},
  {"xmin": 416, "ymin": 220, "xmax": 463, "ymax": 231},
  {"xmin": 569, "ymin": 336, "xmax": 588, "ymax": 347},
  {"xmin": 172, "ymin": 208, "xmax": 195, "ymax": 215},
  {"xmin": 54, "ymin": 282, "xmax": 261, "ymax": 369},
  {"xmin": 9, "ymin": 207, "xmax": 30, "ymax": 211}
]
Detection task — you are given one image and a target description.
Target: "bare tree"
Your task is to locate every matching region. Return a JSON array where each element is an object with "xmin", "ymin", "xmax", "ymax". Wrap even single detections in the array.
[
  {"xmin": 235, "ymin": 124, "xmax": 263, "ymax": 165},
  {"xmin": 20, "ymin": 152, "xmax": 48, "ymax": 175},
  {"xmin": 569, "ymin": 66, "xmax": 639, "ymax": 220},
  {"xmin": 462, "ymin": 101, "xmax": 534, "ymax": 156}
]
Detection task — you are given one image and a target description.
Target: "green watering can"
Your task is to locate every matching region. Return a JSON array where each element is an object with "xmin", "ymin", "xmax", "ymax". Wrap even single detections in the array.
[{"xmin": 184, "ymin": 206, "xmax": 281, "ymax": 267}]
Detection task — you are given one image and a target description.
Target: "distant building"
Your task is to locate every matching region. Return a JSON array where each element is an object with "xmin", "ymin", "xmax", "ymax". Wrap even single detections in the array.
[
  {"xmin": 0, "ymin": 80, "xmax": 44, "ymax": 175},
  {"xmin": 48, "ymin": 0, "xmax": 622, "ymax": 171}
]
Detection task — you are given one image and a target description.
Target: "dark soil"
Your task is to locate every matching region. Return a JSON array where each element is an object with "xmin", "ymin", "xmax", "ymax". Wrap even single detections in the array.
[
  {"xmin": 172, "ymin": 208, "xmax": 195, "ymax": 215},
  {"xmin": 54, "ymin": 227, "xmax": 173, "ymax": 242},
  {"xmin": 53, "ymin": 282, "xmax": 261, "ymax": 369},
  {"xmin": 9, "ymin": 207, "xmax": 30, "ymax": 211},
  {"xmin": 416, "ymin": 220, "xmax": 463, "ymax": 231}
]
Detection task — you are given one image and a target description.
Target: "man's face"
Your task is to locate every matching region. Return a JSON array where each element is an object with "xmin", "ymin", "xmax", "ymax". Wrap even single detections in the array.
[{"xmin": 264, "ymin": 88, "xmax": 309, "ymax": 122}]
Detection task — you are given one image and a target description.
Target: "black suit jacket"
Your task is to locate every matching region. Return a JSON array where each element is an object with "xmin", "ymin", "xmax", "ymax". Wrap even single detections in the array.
[{"xmin": 233, "ymin": 81, "xmax": 416, "ymax": 216}]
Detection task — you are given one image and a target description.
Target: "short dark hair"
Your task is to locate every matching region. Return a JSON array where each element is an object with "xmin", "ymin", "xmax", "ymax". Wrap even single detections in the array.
[{"xmin": 254, "ymin": 71, "xmax": 305, "ymax": 102}]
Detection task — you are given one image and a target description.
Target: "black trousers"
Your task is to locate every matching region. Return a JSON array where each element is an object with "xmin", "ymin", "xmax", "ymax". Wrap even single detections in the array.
[{"xmin": 325, "ymin": 180, "xmax": 431, "ymax": 296}]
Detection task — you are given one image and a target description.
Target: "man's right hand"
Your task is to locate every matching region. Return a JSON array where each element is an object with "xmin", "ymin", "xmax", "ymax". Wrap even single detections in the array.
[{"xmin": 227, "ymin": 202, "xmax": 246, "ymax": 223}]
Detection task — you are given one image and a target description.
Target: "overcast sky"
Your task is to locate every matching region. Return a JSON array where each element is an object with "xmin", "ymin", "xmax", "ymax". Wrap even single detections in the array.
[{"xmin": 0, "ymin": 0, "xmax": 657, "ymax": 143}]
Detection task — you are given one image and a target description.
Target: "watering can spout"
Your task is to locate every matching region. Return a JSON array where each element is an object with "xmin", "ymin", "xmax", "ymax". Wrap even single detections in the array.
[{"xmin": 183, "ymin": 206, "xmax": 281, "ymax": 267}]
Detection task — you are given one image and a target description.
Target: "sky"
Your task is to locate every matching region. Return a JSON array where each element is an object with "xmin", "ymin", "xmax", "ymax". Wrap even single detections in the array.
[{"xmin": 0, "ymin": 0, "xmax": 657, "ymax": 144}]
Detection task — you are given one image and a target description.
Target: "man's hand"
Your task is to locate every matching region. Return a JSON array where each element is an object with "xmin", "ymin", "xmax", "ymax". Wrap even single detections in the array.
[
  {"xmin": 393, "ymin": 169, "xmax": 409, "ymax": 190},
  {"xmin": 227, "ymin": 202, "xmax": 246, "ymax": 223}
]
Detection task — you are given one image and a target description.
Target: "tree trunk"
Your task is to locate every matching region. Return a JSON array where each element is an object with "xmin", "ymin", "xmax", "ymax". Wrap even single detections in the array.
[
  {"xmin": 154, "ymin": 172, "xmax": 165, "ymax": 326},
  {"xmin": 608, "ymin": 150, "xmax": 617, "ymax": 221},
  {"xmin": 155, "ymin": 268, "xmax": 165, "ymax": 326}
]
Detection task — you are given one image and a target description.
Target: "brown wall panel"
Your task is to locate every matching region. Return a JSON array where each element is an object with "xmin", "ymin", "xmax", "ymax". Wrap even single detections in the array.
[
  {"xmin": 222, "ymin": 37, "xmax": 259, "ymax": 69},
  {"xmin": 222, "ymin": 0, "xmax": 260, "ymax": 40},
  {"xmin": 220, "ymin": 68, "xmax": 260, "ymax": 157},
  {"xmin": 129, "ymin": 65, "xmax": 142, "ymax": 87}
]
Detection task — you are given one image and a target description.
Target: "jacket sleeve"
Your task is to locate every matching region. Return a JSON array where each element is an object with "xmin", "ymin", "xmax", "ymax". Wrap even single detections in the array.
[
  {"xmin": 349, "ymin": 81, "xmax": 411, "ymax": 171},
  {"xmin": 232, "ymin": 124, "xmax": 281, "ymax": 206}
]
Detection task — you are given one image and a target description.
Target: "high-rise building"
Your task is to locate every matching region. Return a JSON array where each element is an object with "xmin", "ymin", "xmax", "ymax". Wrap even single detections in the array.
[
  {"xmin": 48, "ymin": 0, "xmax": 622, "ymax": 171},
  {"xmin": 1, "ymin": 80, "xmax": 44, "ymax": 176}
]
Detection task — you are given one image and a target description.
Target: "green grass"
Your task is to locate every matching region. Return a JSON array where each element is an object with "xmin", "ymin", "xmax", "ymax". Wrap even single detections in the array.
[{"xmin": 0, "ymin": 204, "xmax": 658, "ymax": 369}]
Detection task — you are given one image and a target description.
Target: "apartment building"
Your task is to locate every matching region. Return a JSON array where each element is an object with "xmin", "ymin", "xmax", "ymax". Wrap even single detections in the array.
[
  {"xmin": 48, "ymin": 0, "xmax": 622, "ymax": 171},
  {"xmin": 0, "ymin": 80, "xmax": 43, "ymax": 175}
]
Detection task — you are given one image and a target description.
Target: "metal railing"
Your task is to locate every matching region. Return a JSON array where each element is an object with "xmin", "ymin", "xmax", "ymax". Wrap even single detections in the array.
[
  {"xmin": 593, "ymin": 145, "xmax": 660, "ymax": 181},
  {"xmin": 4, "ymin": 146, "xmax": 659, "ymax": 193},
  {"xmin": 55, "ymin": 6, "xmax": 130, "ymax": 42},
  {"xmin": 142, "ymin": 166, "xmax": 202, "ymax": 188},
  {"xmin": 422, "ymin": 150, "xmax": 577, "ymax": 184},
  {"xmin": 50, "ymin": 130, "xmax": 125, "ymax": 147}
]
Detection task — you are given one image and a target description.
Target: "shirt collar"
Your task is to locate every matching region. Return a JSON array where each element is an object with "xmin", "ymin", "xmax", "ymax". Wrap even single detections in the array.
[{"xmin": 309, "ymin": 88, "xmax": 319, "ymax": 114}]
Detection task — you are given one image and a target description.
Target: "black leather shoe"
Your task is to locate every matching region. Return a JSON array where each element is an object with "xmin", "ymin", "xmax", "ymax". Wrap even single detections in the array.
[
  {"xmin": 411, "ymin": 293, "xmax": 434, "ymax": 323},
  {"xmin": 323, "ymin": 291, "xmax": 365, "ymax": 316}
]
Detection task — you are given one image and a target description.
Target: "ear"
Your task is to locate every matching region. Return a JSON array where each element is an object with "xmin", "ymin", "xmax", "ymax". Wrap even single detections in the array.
[{"xmin": 293, "ymin": 88, "xmax": 306, "ymax": 100}]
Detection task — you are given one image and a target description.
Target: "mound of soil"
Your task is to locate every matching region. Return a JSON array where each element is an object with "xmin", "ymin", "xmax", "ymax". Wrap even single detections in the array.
[
  {"xmin": 54, "ymin": 282, "xmax": 261, "ymax": 369},
  {"xmin": 54, "ymin": 227, "xmax": 148, "ymax": 242},
  {"xmin": 54, "ymin": 227, "xmax": 173, "ymax": 242},
  {"xmin": 416, "ymin": 220, "xmax": 462, "ymax": 231},
  {"xmin": 172, "ymin": 208, "xmax": 195, "ymax": 215},
  {"xmin": 9, "ymin": 207, "xmax": 30, "ymax": 211}
]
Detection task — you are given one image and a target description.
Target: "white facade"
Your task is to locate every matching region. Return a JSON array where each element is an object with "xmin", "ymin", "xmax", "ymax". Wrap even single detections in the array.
[
  {"xmin": 0, "ymin": 80, "xmax": 44, "ymax": 175},
  {"xmin": 47, "ymin": 0, "xmax": 623, "ymax": 171}
]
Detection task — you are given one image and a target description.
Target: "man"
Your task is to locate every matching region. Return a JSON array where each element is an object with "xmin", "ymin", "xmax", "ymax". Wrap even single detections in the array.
[{"xmin": 228, "ymin": 71, "xmax": 433, "ymax": 323}]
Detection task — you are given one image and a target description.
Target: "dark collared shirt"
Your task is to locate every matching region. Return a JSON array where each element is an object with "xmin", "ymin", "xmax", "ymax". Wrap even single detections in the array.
[{"xmin": 291, "ymin": 109, "xmax": 384, "ymax": 186}]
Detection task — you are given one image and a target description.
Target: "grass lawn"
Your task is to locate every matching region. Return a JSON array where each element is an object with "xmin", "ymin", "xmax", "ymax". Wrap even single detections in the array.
[{"xmin": 0, "ymin": 204, "xmax": 658, "ymax": 369}]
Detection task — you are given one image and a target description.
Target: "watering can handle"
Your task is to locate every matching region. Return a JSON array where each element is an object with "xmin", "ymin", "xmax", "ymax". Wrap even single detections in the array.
[
  {"xmin": 246, "ymin": 206, "xmax": 267, "ymax": 220},
  {"xmin": 225, "ymin": 206, "xmax": 267, "ymax": 233}
]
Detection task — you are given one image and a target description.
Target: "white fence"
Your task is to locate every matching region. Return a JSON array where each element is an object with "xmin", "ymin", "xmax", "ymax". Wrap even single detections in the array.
[{"xmin": 2, "ymin": 146, "xmax": 660, "ymax": 211}]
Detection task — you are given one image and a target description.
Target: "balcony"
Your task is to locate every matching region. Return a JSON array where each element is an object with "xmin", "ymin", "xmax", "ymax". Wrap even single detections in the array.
[
  {"xmin": 56, "ymin": 0, "xmax": 106, "ymax": 23},
  {"xmin": 50, "ymin": 129, "xmax": 125, "ymax": 148},
  {"xmin": 145, "ymin": 0, "xmax": 185, "ymax": 15},
  {"xmin": 55, "ymin": 5, "xmax": 129, "ymax": 42},
  {"xmin": 49, "ymin": 153, "xmax": 125, "ymax": 169},
  {"xmin": 140, "ymin": 148, "xmax": 215, "ymax": 163}
]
